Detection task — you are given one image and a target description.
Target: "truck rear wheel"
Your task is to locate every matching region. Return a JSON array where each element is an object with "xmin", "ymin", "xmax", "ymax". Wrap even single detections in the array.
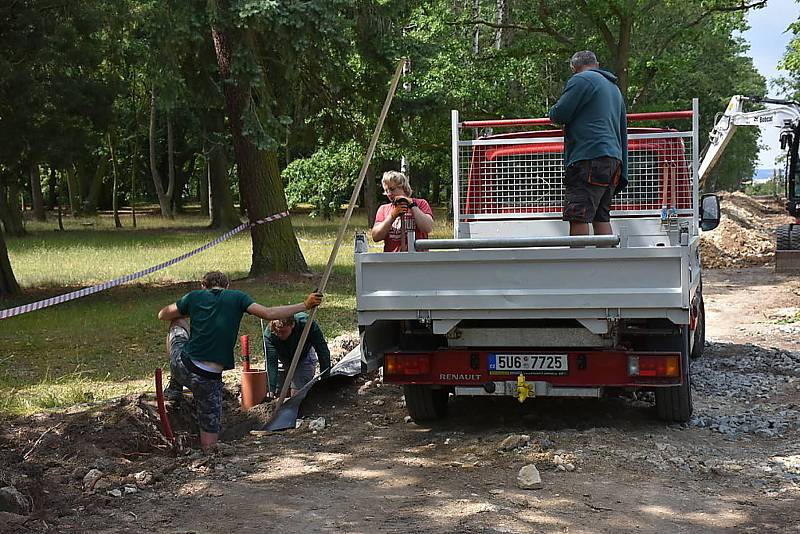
[
  {"xmin": 655, "ymin": 377, "xmax": 693, "ymax": 422},
  {"xmin": 404, "ymin": 385, "xmax": 449, "ymax": 421},
  {"xmin": 655, "ymin": 328, "xmax": 693, "ymax": 422}
]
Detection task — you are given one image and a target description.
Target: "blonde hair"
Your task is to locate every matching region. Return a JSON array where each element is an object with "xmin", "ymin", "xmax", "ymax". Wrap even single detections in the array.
[{"xmin": 381, "ymin": 171, "xmax": 412, "ymax": 197}]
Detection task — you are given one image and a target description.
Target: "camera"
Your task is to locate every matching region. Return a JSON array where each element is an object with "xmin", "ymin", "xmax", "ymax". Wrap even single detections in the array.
[{"xmin": 392, "ymin": 197, "xmax": 411, "ymax": 207}]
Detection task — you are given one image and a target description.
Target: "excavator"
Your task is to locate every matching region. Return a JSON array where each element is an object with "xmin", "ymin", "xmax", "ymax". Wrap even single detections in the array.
[{"xmin": 699, "ymin": 95, "xmax": 800, "ymax": 266}]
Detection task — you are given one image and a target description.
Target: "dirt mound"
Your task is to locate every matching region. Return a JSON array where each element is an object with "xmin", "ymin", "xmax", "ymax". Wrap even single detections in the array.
[
  {"xmin": 0, "ymin": 332, "xmax": 363, "ymax": 528},
  {"xmin": 700, "ymin": 192, "xmax": 792, "ymax": 268}
]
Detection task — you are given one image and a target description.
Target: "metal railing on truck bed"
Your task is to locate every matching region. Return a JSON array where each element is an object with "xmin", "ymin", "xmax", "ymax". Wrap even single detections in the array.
[
  {"xmin": 450, "ymin": 102, "xmax": 700, "ymax": 242},
  {"xmin": 356, "ymin": 102, "xmax": 703, "ymax": 333}
]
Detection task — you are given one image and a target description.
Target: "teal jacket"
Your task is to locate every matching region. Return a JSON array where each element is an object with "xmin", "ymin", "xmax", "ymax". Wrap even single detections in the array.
[
  {"xmin": 264, "ymin": 312, "xmax": 331, "ymax": 393},
  {"xmin": 549, "ymin": 68, "xmax": 628, "ymax": 193}
]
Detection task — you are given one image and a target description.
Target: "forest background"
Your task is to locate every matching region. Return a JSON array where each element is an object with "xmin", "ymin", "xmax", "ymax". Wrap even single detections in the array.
[{"xmin": 3, "ymin": 0, "xmax": 800, "ymax": 296}]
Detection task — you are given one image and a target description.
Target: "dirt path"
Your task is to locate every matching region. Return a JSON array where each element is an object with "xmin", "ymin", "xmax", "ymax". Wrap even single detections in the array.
[{"xmin": 3, "ymin": 267, "xmax": 799, "ymax": 533}]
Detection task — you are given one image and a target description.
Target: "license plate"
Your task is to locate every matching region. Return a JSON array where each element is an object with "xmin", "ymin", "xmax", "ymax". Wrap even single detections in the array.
[{"xmin": 488, "ymin": 353, "xmax": 568, "ymax": 375}]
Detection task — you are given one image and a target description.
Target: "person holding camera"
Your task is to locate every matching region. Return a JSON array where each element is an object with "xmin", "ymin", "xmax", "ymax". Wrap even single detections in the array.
[{"xmin": 371, "ymin": 171, "xmax": 434, "ymax": 252}]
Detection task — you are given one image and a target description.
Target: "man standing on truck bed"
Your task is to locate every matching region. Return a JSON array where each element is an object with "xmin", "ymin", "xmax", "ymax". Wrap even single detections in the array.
[{"xmin": 549, "ymin": 50, "xmax": 628, "ymax": 237}]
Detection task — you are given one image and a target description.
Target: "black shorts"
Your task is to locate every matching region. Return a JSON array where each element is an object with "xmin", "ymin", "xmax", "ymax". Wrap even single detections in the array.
[{"xmin": 563, "ymin": 157, "xmax": 621, "ymax": 223}]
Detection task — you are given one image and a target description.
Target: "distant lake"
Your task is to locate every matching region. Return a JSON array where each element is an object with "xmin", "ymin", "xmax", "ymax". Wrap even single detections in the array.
[{"xmin": 753, "ymin": 168, "xmax": 781, "ymax": 183}]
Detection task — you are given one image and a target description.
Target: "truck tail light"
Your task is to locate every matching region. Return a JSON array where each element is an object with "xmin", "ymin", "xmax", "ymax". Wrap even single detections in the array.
[
  {"xmin": 385, "ymin": 354, "xmax": 431, "ymax": 376},
  {"xmin": 627, "ymin": 355, "xmax": 680, "ymax": 378}
]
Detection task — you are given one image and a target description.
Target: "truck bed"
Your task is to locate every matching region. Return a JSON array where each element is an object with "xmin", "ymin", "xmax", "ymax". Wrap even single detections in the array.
[{"xmin": 356, "ymin": 242, "xmax": 698, "ymax": 332}]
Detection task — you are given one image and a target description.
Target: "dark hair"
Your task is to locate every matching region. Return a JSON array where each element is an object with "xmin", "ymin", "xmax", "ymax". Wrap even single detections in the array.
[
  {"xmin": 570, "ymin": 50, "xmax": 599, "ymax": 70},
  {"xmin": 269, "ymin": 316, "xmax": 296, "ymax": 334},
  {"xmin": 201, "ymin": 271, "xmax": 229, "ymax": 289}
]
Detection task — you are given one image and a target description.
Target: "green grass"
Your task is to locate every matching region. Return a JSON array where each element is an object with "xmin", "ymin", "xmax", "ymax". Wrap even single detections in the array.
[{"xmin": 1, "ymin": 207, "xmax": 452, "ymax": 417}]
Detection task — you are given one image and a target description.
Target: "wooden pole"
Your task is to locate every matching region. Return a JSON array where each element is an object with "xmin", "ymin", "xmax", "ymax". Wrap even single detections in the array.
[{"xmin": 269, "ymin": 58, "xmax": 407, "ymax": 421}]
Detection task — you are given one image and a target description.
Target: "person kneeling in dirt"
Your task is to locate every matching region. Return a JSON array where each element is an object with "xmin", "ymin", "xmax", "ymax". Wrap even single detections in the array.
[
  {"xmin": 265, "ymin": 313, "xmax": 331, "ymax": 397},
  {"xmin": 158, "ymin": 270, "xmax": 322, "ymax": 450}
]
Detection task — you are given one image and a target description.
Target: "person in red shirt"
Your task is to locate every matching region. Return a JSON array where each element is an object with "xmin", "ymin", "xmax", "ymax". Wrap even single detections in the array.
[{"xmin": 371, "ymin": 171, "xmax": 434, "ymax": 252}]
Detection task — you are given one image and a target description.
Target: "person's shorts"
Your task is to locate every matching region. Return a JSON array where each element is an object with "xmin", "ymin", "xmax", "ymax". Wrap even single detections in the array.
[
  {"xmin": 562, "ymin": 157, "xmax": 621, "ymax": 223},
  {"xmin": 167, "ymin": 325, "xmax": 224, "ymax": 433},
  {"xmin": 276, "ymin": 347, "xmax": 318, "ymax": 393}
]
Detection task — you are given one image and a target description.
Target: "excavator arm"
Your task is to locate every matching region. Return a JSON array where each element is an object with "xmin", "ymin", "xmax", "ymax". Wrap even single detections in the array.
[{"xmin": 698, "ymin": 95, "xmax": 800, "ymax": 185}]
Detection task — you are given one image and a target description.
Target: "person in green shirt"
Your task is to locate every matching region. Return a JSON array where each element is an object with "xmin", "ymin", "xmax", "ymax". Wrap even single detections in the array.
[
  {"xmin": 265, "ymin": 312, "xmax": 331, "ymax": 396},
  {"xmin": 158, "ymin": 270, "xmax": 322, "ymax": 450}
]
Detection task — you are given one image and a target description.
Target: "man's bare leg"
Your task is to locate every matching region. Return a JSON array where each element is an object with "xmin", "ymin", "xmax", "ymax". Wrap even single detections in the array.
[
  {"xmin": 592, "ymin": 222, "xmax": 613, "ymax": 235},
  {"xmin": 569, "ymin": 221, "xmax": 590, "ymax": 236}
]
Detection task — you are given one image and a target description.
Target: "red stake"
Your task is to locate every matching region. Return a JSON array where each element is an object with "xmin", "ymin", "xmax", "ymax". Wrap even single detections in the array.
[{"xmin": 154, "ymin": 368, "xmax": 175, "ymax": 443}]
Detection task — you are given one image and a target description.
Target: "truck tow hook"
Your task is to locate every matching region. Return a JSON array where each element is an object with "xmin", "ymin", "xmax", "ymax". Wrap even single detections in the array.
[{"xmin": 517, "ymin": 374, "xmax": 531, "ymax": 403}]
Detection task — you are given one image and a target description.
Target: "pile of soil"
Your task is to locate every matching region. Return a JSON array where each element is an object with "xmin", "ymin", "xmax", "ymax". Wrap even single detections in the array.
[
  {"xmin": 699, "ymin": 192, "xmax": 793, "ymax": 268},
  {"xmin": 0, "ymin": 332, "xmax": 362, "ymax": 526}
]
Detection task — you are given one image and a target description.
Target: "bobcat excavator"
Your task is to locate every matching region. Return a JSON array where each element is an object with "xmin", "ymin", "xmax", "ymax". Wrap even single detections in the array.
[{"xmin": 700, "ymin": 95, "xmax": 800, "ymax": 267}]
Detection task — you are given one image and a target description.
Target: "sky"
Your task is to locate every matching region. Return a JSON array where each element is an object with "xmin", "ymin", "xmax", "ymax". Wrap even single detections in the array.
[{"xmin": 741, "ymin": 0, "xmax": 798, "ymax": 168}]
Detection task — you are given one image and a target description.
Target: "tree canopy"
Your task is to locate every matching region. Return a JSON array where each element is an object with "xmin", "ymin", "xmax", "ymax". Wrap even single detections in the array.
[{"xmin": 0, "ymin": 0, "xmax": 774, "ymax": 296}]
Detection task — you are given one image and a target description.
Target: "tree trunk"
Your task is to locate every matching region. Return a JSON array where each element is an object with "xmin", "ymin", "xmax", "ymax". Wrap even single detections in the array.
[
  {"xmin": 172, "ymin": 152, "xmax": 193, "ymax": 214},
  {"xmin": 65, "ymin": 167, "xmax": 81, "ymax": 216},
  {"xmin": 149, "ymin": 86, "xmax": 174, "ymax": 219},
  {"xmin": 364, "ymin": 163, "xmax": 378, "ymax": 227},
  {"xmin": 199, "ymin": 150, "xmax": 210, "ymax": 217},
  {"xmin": 431, "ymin": 173, "xmax": 441, "ymax": 206},
  {"xmin": 211, "ymin": 13, "xmax": 308, "ymax": 275},
  {"xmin": 613, "ymin": 15, "xmax": 633, "ymax": 103},
  {"xmin": 82, "ymin": 158, "xmax": 109, "ymax": 215},
  {"xmin": 471, "ymin": 0, "xmax": 481, "ymax": 55},
  {"xmin": 29, "ymin": 162, "xmax": 46, "ymax": 221},
  {"xmin": 130, "ymin": 138, "xmax": 138, "ymax": 228},
  {"xmin": 166, "ymin": 113, "xmax": 178, "ymax": 212},
  {"xmin": 205, "ymin": 116, "xmax": 240, "ymax": 229},
  {"xmin": 56, "ymin": 183, "xmax": 64, "ymax": 231},
  {"xmin": 494, "ymin": 0, "xmax": 512, "ymax": 49},
  {"xmin": 0, "ymin": 179, "xmax": 26, "ymax": 237},
  {"xmin": 0, "ymin": 227, "xmax": 20, "ymax": 298},
  {"xmin": 47, "ymin": 167, "xmax": 57, "ymax": 209},
  {"xmin": 108, "ymin": 133, "xmax": 123, "ymax": 228}
]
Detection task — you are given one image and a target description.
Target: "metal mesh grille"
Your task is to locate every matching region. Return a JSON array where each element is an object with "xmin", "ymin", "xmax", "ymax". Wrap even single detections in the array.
[{"xmin": 457, "ymin": 133, "xmax": 694, "ymax": 219}]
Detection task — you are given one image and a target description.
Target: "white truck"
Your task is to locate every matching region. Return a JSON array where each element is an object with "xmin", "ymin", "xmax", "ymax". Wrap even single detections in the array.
[{"xmin": 355, "ymin": 100, "xmax": 721, "ymax": 423}]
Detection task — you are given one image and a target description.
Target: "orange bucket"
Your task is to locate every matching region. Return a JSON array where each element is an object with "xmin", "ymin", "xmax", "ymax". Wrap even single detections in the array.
[{"xmin": 240, "ymin": 370, "xmax": 267, "ymax": 410}]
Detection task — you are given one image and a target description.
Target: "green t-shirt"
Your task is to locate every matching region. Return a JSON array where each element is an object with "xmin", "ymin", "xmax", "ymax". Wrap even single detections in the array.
[{"xmin": 176, "ymin": 288, "xmax": 255, "ymax": 370}]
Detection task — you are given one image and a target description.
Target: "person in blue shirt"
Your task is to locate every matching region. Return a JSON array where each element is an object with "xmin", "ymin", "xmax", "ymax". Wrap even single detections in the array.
[
  {"xmin": 549, "ymin": 50, "xmax": 628, "ymax": 237},
  {"xmin": 158, "ymin": 270, "xmax": 322, "ymax": 450}
]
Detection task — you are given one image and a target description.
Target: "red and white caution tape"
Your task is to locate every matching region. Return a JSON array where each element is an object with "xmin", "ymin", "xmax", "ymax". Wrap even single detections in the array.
[{"xmin": 0, "ymin": 211, "xmax": 289, "ymax": 320}]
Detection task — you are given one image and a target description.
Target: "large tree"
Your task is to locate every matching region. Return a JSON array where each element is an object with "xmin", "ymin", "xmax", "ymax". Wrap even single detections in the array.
[
  {"xmin": 210, "ymin": 2, "xmax": 308, "ymax": 274},
  {"xmin": 0, "ymin": 228, "xmax": 19, "ymax": 298}
]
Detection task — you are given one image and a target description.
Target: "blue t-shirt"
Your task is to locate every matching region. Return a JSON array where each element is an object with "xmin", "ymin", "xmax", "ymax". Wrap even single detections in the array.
[{"xmin": 176, "ymin": 288, "xmax": 254, "ymax": 370}]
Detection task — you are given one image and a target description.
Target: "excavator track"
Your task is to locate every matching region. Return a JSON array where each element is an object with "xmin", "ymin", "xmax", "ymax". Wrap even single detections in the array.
[{"xmin": 775, "ymin": 224, "xmax": 800, "ymax": 271}]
